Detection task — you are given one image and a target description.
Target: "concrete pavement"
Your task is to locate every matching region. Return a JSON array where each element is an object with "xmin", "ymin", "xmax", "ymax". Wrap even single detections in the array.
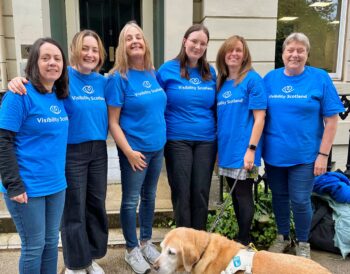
[{"xmin": 0, "ymin": 240, "xmax": 349, "ymax": 274}]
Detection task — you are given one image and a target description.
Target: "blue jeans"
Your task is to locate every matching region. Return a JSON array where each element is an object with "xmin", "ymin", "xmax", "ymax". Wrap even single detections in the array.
[
  {"xmin": 61, "ymin": 141, "xmax": 108, "ymax": 269},
  {"xmin": 4, "ymin": 190, "xmax": 65, "ymax": 274},
  {"xmin": 265, "ymin": 163, "xmax": 314, "ymax": 242},
  {"xmin": 118, "ymin": 147, "xmax": 164, "ymax": 248},
  {"xmin": 164, "ymin": 140, "xmax": 217, "ymax": 230}
]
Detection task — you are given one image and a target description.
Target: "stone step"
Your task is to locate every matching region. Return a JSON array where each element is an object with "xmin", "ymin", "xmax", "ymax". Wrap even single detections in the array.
[
  {"xmin": 0, "ymin": 174, "xmax": 174, "ymax": 233},
  {"xmin": 0, "ymin": 172, "xmax": 221, "ymax": 233},
  {"xmin": 0, "ymin": 227, "xmax": 172, "ymax": 250},
  {"xmin": 0, "ymin": 209, "xmax": 175, "ymax": 234},
  {"xmin": 0, "ymin": 135, "xmax": 222, "ymax": 233}
]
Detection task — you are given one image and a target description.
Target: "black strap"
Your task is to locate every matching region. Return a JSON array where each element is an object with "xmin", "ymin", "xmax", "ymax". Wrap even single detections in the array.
[{"xmin": 310, "ymin": 199, "xmax": 329, "ymax": 231}]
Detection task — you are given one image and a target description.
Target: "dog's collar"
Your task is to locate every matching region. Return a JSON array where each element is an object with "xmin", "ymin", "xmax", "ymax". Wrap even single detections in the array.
[{"xmin": 220, "ymin": 247, "xmax": 256, "ymax": 274}]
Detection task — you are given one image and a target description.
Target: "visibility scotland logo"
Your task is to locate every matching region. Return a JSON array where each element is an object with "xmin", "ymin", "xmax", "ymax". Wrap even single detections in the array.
[
  {"xmin": 189, "ymin": 78, "xmax": 201, "ymax": 85},
  {"xmin": 143, "ymin": 81, "xmax": 152, "ymax": 88},
  {"xmin": 50, "ymin": 105, "xmax": 61, "ymax": 115},
  {"xmin": 222, "ymin": 91, "xmax": 232, "ymax": 99},
  {"xmin": 282, "ymin": 85, "xmax": 294, "ymax": 93},
  {"xmin": 82, "ymin": 85, "xmax": 94, "ymax": 94}
]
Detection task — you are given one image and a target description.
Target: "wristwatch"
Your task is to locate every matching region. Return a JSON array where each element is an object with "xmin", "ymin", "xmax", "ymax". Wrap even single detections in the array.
[{"xmin": 248, "ymin": 144, "xmax": 257, "ymax": 151}]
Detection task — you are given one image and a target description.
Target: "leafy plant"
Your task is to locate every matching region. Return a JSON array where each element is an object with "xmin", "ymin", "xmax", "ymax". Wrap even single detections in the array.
[
  {"xmin": 155, "ymin": 216, "xmax": 176, "ymax": 229},
  {"xmin": 156, "ymin": 180, "xmax": 296, "ymax": 250},
  {"xmin": 207, "ymin": 183, "xmax": 278, "ymax": 249},
  {"xmin": 207, "ymin": 194, "xmax": 239, "ymax": 239}
]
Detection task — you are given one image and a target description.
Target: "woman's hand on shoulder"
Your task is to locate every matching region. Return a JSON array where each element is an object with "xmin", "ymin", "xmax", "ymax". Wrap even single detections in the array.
[
  {"xmin": 10, "ymin": 192, "xmax": 28, "ymax": 204},
  {"xmin": 8, "ymin": 77, "xmax": 28, "ymax": 95},
  {"xmin": 126, "ymin": 150, "xmax": 147, "ymax": 171}
]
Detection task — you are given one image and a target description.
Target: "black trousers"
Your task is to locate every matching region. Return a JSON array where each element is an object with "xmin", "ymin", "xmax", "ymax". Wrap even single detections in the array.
[
  {"xmin": 61, "ymin": 141, "xmax": 108, "ymax": 269},
  {"xmin": 164, "ymin": 140, "xmax": 217, "ymax": 230},
  {"xmin": 226, "ymin": 177, "xmax": 255, "ymax": 245}
]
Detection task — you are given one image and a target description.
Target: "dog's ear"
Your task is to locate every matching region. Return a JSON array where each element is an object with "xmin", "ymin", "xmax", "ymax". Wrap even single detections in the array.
[
  {"xmin": 194, "ymin": 230, "xmax": 210, "ymax": 254},
  {"xmin": 182, "ymin": 243, "xmax": 200, "ymax": 272},
  {"xmin": 181, "ymin": 230, "xmax": 210, "ymax": 272}
]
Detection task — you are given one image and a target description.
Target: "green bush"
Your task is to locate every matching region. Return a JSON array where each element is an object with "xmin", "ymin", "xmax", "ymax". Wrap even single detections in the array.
[
  {"xmin": 155, "ymin": 181, "xmax": 295, "ymax": 250},
  {"xmin": 206, "ymin": 183, "xmax": 278, "ymax": 249}
]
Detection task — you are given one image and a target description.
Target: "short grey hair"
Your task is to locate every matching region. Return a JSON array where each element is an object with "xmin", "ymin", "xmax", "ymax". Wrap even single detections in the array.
[{"xmin": 282, "ymin": 32, "xmax": 310, "ymax": 53}]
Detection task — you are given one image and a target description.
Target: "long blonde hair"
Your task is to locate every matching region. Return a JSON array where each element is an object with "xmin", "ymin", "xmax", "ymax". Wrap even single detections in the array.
[
  {"xmin": 70, "ymin": 30, "xmax": 106, "ymax": 72},
  {"xmin": 109, "ymin": 21, "xmax": 153, "ymax": 77},
  {"xmin": 216, "ymin": 35, "xmax": 252, "ymax": 91}
]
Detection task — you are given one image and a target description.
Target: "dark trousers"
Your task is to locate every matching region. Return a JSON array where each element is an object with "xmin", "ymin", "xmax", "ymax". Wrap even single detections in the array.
[
  {"xmin": 226, "ymin": 177, "xmax": 254, "ymax": 245},
  {"xmin": 164, "ymin": 140, "xmax": 217, "ymax": 230},
  {"xmin": 61, "ymin": 141, "xmax": 108, "ymax": 269}
]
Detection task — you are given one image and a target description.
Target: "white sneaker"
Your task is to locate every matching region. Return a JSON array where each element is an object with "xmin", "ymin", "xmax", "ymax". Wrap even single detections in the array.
[
  {"xmin": 65, "ymin": 268, "xmax": 87, "ymax": 274},
  {"xmin": 125, "ymin": 247, "xmax": 151, "ymax": 274},
  {"xmin": 268, "ymin": 234, "xmax": 292, "ymax": 253},
  {"xmin": 140, "ymin": 240, "xmax": 160, "ymax": 265},
  {"xmin": 86, "ymin": 261, "xmax": 105, "ymax": 274},
  {"xmin": 295, "ymin": 242, "xmax": 311, "ymax": 259}
]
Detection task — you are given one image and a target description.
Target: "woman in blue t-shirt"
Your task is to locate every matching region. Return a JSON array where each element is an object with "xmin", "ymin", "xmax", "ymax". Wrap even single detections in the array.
[
  {"xmin": 216, "ymin": 35, "xmax": 266, "ymax": 245},
  {"xmin": 7, "ymin": 30, "xmax": 109, "ymax": 274},
  {"xmin": 106, "ymin": 21, "xmax": 166, "ymax": 274},
  {"xmin": 157, "ymin": 24, "xmax": 217, "ymax": 231},
  {"xmin": 263, "ymin": 33, "xmax": 344, "ymax": 258},
  {"xmin": 0, "ymin": 38, "xmax": 69, "ymax": 274}
]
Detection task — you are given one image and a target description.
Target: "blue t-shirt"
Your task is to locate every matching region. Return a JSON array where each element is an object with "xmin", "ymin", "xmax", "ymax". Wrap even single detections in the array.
[
  {"xmin": 0, "ymin": 83, "xmax": 69, "ymax": 197},
  {"xmin": 263, "ymin": 66, "xmax": 344, "ymax": 167},
  {"xmin": 157, "ymin": 59, "xmax": 217, "ymax": 141},
  {"xmin": 64, "ymin": 66, "xmax": 108, "ymax": 144},
  {"xmin": 106, "ymin": 69, "xmax": 167, "ymax": 152},
  {"xmin": 217, "ymin": 70, "xmax": 267, "ymax": 168}
]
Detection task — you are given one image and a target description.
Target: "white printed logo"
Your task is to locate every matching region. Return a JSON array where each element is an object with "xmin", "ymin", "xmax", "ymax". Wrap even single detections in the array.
[
  {"xmin": 50, "ymin": 105, "xmax": 61, "ymax": 115},
  {"xmin": 282, "ymin": 85, "xmax": 294, "ymax": 93},
  {"xmin": 222, "ymin": 91, "xmax": 232, "ymax": 99},
  {"xmin": 189, "ymin": 78, "xmax": 201, "ymax": 85},
  {"xmin": 82, "ymin": 85, "xmax": 94, "ymax": 94},
  {"xmin": 143, "ymin": 81, "xmax": 152, "ymax": 88}
]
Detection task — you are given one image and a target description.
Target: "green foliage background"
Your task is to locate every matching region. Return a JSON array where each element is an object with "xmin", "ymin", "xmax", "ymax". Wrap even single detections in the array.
[
  {"xmin": 207, "ymin": 184, "xmax": 278, "ymax": 249},
  {"xmin": 156, "ymin": 182, "xmax": 296, "ymax": 250}
]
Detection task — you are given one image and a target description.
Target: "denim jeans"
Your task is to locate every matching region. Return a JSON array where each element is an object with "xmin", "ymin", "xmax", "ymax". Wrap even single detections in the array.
[
  {"xmin": 265, "ymin": 163, "xmax": 314, "ymax": 242},
  {"xmin": 4, "ymin": 190, "xmax": 65, "ymax": 274},
  {"xmin": 61, "ymin": 141, "xmax": 108, "ymax": 269},
  {"xmin": 164, "ymin": 140, "xmax": 217, "ymax": 230},
  {"xmin": 118, "ymin": 147, "xmax": 164, "ymax": 248}
]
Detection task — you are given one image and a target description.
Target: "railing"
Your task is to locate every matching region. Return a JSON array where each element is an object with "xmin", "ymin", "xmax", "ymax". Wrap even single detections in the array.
[{"xmin": 339, "ymin": 94, "xmax": 350, "ymax": 177}]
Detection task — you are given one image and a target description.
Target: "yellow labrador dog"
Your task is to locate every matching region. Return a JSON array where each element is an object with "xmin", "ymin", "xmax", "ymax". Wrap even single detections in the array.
[{"xmin": 153, "ymin": 227, "xmax": 331, "ymax": 274}]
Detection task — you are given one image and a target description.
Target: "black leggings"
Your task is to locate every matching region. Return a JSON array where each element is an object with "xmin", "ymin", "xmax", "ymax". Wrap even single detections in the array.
[{"xmin": 226, "ymin": 177, "xmax": 255, "ymax": 245}]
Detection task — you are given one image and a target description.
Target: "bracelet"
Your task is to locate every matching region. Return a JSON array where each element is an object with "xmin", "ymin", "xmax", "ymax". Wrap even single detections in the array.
[{"xmin": 318, "ymin": 152, "xmax": 329, "ymax": 157}]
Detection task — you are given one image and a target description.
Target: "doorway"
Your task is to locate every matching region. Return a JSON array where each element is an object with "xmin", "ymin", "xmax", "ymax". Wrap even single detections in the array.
[{"xmin": 79, "ymin": 0, "xmax": 141, "ymax": 74}]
